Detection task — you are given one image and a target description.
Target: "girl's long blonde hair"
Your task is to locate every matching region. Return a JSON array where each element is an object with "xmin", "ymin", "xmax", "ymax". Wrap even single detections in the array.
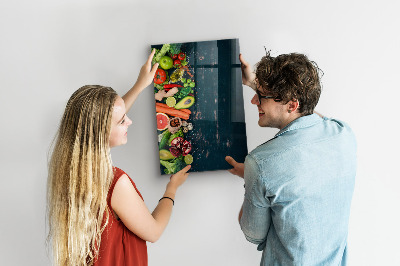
[{"xmin": 47, "ymin": 85, "xmax": 118, "ymax": 265}]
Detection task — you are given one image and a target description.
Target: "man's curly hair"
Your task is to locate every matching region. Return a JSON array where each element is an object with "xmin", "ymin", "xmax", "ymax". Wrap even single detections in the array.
[{"xmin": 255, "ymin": 52, "xmax": 322, "ymax": 115}]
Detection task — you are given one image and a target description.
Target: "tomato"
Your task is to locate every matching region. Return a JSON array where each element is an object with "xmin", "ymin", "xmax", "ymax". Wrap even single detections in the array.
[
  {"xmin": 178, "ymin": 52, "xmax": 185, "ymax": 61},
  {"xmin": 173, "ymin": 59, "xmax": 181, "ymax": 67},
  {"xmin": 154, "ymin": 69, "xmax": 166, "ymax": 84},
  {"xmin": 172, "ymin": 54, "xmax": 178, "ymax": 59}
]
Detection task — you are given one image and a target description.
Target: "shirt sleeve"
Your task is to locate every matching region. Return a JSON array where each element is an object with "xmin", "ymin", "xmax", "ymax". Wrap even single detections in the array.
[{"xmin": 239, "ymin": 154, "xmax": 271, "ymax": 247}]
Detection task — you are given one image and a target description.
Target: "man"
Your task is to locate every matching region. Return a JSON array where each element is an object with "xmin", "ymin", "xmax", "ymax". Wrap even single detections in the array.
[{"xmin": 226, "ymin": 52, "xmax": 357, "ymax": 265}]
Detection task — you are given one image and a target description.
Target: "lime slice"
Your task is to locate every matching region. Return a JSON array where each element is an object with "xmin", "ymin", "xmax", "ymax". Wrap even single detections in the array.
[
  {"xmin": 184, "ymin": 154, "xmax": 193, "ymax": 164},
  {"xmin": 166, "ymin": 97, "xmax": 176, "ymax": 107}
]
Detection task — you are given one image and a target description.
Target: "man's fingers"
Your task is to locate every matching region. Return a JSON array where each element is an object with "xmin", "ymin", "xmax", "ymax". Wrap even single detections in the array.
[
  {"xmin": 239, "ymin": 53, "xmax": 249, "ymax": 67},
  {"xmin": 225, "ymin": 156, "xmax": 237, "ymax": 167}
]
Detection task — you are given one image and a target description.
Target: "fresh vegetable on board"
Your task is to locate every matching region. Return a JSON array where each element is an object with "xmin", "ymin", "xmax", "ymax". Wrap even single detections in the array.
[
  {"xmin": 173, "ymin": 59, "xmax": 181, "ymax": 67},
  {"xmin": 152, "ymin": 44, "xmax": 171, "ymax": 65},
  {"xmin": 159, "ymin": 129, "xmax": 172, "ymax": 149},
  {"xmin": 154, "ymin": 69, "xmax": 167, "ymax": 84},
  {"xmin": 154, "ymin": 87, "xmax": 178, "ymax": 101},
  {"xmin": 153, "ymin": 42, "xmax": 195, "ymax": 174},
  {"xmin": 156, "ymin": 102, "xmax": 191, "ymax": 114},
  {"xmin": 168, "ymin": 128, "xmax": 184, "ymax": 145},
  {"xmin": 169, "ymin": 43, "xmax": 182, "ymax": 55},
  {"xmin": 178, "ymin": 52, "xmax": 186, "ymax": 61},
  {"xmin": 160, "ymin": 156, "xmax": 186, "ymax": 174},
  {"xmin": 164, "ymin": 84, "xmax": 183, "ymax": 89},
  {"xmin": 155, "ymin": 105, "xmax": 189, "ymax": 120}
]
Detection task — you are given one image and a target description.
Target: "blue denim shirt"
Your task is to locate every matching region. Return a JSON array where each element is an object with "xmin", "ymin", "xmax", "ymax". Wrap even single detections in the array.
[{"xmin": 240, "ymin": 114, "xmax": 357, "ymax": 266}]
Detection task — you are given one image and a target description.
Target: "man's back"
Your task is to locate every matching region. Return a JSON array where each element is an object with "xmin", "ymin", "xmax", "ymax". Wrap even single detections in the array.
[{"xmin": 240, "ymin": 114, "xmax": 357, "ymax": 265}]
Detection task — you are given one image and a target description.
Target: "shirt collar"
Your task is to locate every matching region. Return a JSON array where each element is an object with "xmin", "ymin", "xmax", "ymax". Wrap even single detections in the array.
[{"xmin": 275, "ymin": 114, "xmax": 322, "ymax": 138}]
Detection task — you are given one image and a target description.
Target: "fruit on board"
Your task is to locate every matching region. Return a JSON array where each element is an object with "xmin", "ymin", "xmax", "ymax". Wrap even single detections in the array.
[
  {"xmin": 169, "ymin": 137, "xmax": 184, "ymax": 157},
  {"xmin": 174, "ymin": 96, "xmax": 195, "ymax": 109},
  {"xmin": 156, "ymin": 113, "xmax": 169, "ymax": 131},
  {"xmin": 184, "ymin": 154, "xmax": 193, "ymax": 164},
  {"xmin": 154, "ymin": 69, "xmax": 166, "ymax": 84},
  {"xmin": 178, "ymin": 52, "xmax": 186, "ymax": 61},
  {"xmin": 181, "ymin": 140, "xmax": 192, "ymax": 156},
  {"xmin": 159, "ymin": 56, "xmax": 173, "ymax": 70},
  {"xmin": 173, "ymin": 59, "xmax": 181, "ymax": 67},
  {"xmin": 166, "ymin": 96, "xmax": 176, "ymax": 107},
  {"xmin": 159, "ymin": 149, "xmax": 175, "ymax": 160},
  {"xmin": 169, "ymin": 146, "xmax": 181, "ymax": 157},
  {"xmin": 169, "ymin": 137, "xmax": 192, "ymax": 157}
]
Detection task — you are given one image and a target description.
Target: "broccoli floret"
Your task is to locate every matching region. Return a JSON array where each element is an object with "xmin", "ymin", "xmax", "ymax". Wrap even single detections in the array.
[
  {"xmin": 170, "ymin": 43, "xmax": 182, "ymax": 55},
  {"xmin": 160, "ymin": 156, "xmax": 186, "ymax": 174}
]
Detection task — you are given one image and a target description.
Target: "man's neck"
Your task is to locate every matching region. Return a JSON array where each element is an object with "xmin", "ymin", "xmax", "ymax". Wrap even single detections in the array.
[{"xmin": 278, "ymin": 113, "xmax": 303, "ymax": 130}]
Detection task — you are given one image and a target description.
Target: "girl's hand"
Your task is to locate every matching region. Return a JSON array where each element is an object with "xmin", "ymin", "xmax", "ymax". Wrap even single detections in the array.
[
  {"xmin": 135, "ymin": 49, "xmax": 159, "ymax": 90},
  {"xmin": 167, "ymin": 165, "xmax": 191, "ymax": 191}
]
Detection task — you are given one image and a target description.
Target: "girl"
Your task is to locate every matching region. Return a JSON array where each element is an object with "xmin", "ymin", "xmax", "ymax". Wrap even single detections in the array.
[{"xmin": 47, "ymin": 49, "xmax": 191, "ymax": 266}]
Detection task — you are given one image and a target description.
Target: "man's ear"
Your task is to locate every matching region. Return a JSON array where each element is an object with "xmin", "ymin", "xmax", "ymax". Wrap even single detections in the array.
[{"xmin": 288, "ymin": 100, "xmax": 299, "ymax": 113}]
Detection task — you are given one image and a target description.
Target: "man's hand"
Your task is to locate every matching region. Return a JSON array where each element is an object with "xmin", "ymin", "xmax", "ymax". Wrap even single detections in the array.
[
  {"xmin": 225, "ymin": 156, "xmax": 244, "ymax": 178},
  {"xmin": 239, "ymin": 54, "xmax": 257, "ymax": 90}
]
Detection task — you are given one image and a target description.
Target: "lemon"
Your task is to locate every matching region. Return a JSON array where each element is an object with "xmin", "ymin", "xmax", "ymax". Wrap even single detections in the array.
[
  {"xmin": 166, "ymin": 97, "xmax": 176, "ymax": 107},
  {"xmin": 184, "ymin": 154, "xmax": 193, "ymax": 165}
]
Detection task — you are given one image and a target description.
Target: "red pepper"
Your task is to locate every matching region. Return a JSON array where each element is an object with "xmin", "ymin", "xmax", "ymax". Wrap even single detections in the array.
[{"xmin": 163, "ymin": 84, "xmax": 183, "ymax": 89}]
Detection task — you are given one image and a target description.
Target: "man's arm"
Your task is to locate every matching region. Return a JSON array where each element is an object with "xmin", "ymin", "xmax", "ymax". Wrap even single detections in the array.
[{"xmin": 239, "ymin": 155, "xmax": 271, "ymax": 245}]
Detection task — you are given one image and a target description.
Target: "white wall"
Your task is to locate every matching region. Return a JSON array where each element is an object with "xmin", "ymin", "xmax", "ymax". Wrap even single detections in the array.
[{"xmin": 1, "ymin": 0, "xmax": 399, "ymax": 265}]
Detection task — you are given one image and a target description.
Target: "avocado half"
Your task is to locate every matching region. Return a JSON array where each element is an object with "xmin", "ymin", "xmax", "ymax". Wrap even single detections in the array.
[{"xmin": 175, "ymin": 96, "xmax": 195, "ymax": 109}]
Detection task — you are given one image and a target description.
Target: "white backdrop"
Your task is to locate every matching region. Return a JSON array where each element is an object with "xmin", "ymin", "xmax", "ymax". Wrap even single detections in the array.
[{"xmin": 1, "ymin": 0, "xmax": 399, "ymax": 265}]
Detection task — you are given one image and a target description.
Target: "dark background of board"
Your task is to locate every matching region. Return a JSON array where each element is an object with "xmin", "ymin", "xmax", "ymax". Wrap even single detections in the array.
[{"xmin": 152, "ymin": 39, "xmax": 248, "ymax": 174}]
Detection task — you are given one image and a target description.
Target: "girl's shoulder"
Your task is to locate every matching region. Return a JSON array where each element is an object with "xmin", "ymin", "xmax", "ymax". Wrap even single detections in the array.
[
  {"xmin": 113, "ymin": 166, "xmax": 127, "ymax": 178},
  {"xmin": 111, "ymin": 167, "xmax": 143, "ymax": 200}
]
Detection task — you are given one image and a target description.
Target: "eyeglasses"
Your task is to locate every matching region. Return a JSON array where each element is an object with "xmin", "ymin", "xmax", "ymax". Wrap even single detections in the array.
[{"xmin": 255, "ymin": 89, "xmax": 281, "ymax": 105}]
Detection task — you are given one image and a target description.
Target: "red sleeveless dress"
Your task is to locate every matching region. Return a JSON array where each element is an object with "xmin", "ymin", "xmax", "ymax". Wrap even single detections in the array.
[{"xmin": 93, "ymin": 167, "xmax": 148, "ymax": 266}]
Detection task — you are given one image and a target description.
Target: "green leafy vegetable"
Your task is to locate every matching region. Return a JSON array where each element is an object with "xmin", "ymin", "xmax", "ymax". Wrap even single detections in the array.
[
  {"xmin": 160, "ymin": 156, "xmax": 186, "ymax": 174},
  {"xmin": 175, "ymin": 86, "xmax": 192, "ymax": 100},
  {"xmin": 159, "ymin": 129, "xmax": 171, "ymax": 150},
  {"xmin": 180, "ymin": 57, "xmax": 188, "ymax": 66},
  {"xmin": 168, "ymin": 128, "xmax": 184, "ymax": 145},
  {"xmin": 153, "ymin": 44, "xmax": 171, "ymax": 65},
  {"xmin": 170, "ymin": 43, "xmax": 182, "ymax": 55}
]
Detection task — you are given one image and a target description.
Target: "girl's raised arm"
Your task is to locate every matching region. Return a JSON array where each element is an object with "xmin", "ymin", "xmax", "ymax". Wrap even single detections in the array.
[{"xmin": 122, "ymin": 49, "xmax": 159, "ymax": 112}]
